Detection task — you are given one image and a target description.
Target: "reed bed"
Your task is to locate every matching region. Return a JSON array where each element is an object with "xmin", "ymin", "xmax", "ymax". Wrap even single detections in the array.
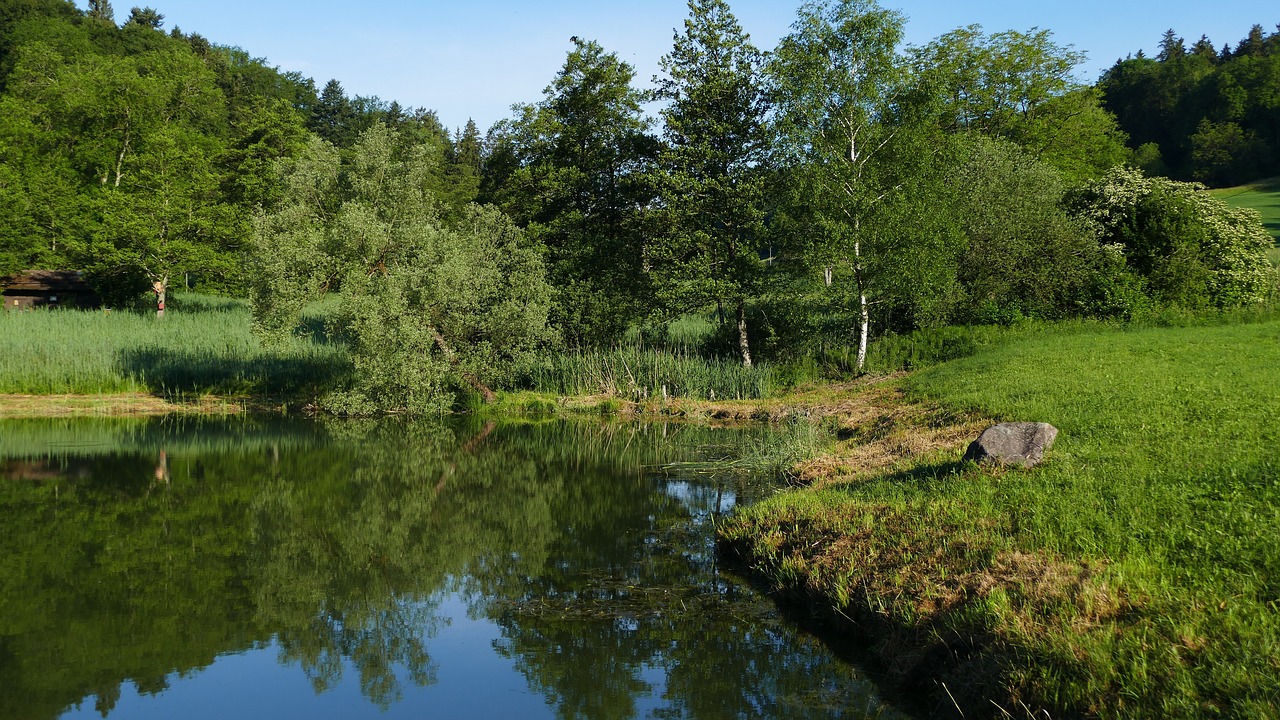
[
  {"xmin": 0, "ymin": 295, "xmax": 348, "ymax": 397},
  {"xmin": 527, "ymin": 347, "xmax": 775, "ymax": 401}
]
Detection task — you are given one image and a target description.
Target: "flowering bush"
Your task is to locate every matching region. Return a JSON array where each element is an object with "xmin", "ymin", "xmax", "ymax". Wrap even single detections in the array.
[{"xmin": 1068, "ymin": 167, "xmax": 1273, "ymax": 308}]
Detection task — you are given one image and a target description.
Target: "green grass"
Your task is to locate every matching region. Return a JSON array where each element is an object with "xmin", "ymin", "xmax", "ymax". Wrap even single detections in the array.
[
  {"xmin": 0, "ymin": 294, "xmax": 349, "ymax": 397},
  {"xmin": 1212, "ymin": 175, "xmax": 1280, "ymax": 266},
  {"xmin": 721, "ymin": 319, "xmax": 1280, "ymax": 717}
]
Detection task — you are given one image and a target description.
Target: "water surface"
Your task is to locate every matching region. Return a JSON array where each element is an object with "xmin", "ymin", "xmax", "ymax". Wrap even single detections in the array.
[{"xmin": 0, "ymin": 416, "xmax": 902, "ymax": 719}]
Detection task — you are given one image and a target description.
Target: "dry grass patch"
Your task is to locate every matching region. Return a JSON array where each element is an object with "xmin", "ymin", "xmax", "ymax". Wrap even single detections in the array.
[
  {"xmin": 0, "ymin": 393, "xmax": 257, "ymax": 418},
  {"xmin": 790, "ymin": 384, "xmax": 988, "ymax": 486}
]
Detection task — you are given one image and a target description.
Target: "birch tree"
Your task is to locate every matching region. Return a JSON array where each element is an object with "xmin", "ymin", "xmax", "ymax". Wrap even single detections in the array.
[{"xmin": 766, "ymin": 0, "xmax": 907, "ymax": 371}]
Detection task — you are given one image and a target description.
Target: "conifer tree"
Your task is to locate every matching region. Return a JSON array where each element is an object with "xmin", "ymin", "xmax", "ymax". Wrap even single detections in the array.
[
  {"xmin": 652, "ymin": 0, "xmax": 767, "ymax": 367},
  {"xmin": 87, "ymin": 0, "xmax": 114, "ymax": 24}
]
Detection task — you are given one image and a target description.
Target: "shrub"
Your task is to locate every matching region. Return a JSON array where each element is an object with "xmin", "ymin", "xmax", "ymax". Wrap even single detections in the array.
[{"xmin": 1068, "ymin": 167, "xmax": 1273, "ymax": 309}]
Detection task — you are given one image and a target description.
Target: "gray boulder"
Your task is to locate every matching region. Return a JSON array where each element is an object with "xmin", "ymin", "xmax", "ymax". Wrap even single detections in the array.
[{"xmin": 963, "ymin": 422, "xmax": 1059, "ymax": 468}]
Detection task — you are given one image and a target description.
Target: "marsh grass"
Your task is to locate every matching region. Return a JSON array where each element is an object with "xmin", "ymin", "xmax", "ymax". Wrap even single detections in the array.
[
  {"xmin": 0, "ymin": 294, "xmax": 349, "ymax": 398},
  {"xmin": 721, "ymin": 319, "xmax": 1280, "ymax": 717},
  {"xmin": 528, "ymin": 347, "xmax": 775, "ymax": 401}
]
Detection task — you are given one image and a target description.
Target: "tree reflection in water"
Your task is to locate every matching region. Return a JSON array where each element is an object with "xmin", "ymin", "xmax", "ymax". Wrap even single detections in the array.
[{"xmin": 0, "ymin": 416, "xmax": 902, "ymax": 719}]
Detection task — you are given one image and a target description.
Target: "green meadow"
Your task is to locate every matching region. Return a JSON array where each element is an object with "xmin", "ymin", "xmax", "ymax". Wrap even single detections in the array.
[
  {"xmin": 720, "ymin": 319, "xmax": 1280, "ymax": 717},
  {"xmin": 1213, "ymin": 175, "xmax": 1280, "ymax": 266}
]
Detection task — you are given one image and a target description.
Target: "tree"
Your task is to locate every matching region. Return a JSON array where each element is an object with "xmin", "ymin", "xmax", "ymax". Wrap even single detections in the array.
[
  {"xmin": 2, "ymin": 37, "xmax": 242, "ymax": 307},
  {"xmin": 66, "ymin": 47, "xmax": 235, "ymax": 310},
  {"xmin": 767, "ymin": 0, "xmax": 921, "ymax": 370},
  {"xmin": 487, "ymin": 38, "xmax": 656, "ymax": 346},
  {"xmin": 219, "ymin": 97, "xmax": 311, "ymax": 210},
  {"xmin": 1101, "ymin": 24, "xmax": 1280, "ymax": 184},
  {"xmin": 1190, "ymin": 119, "xmax": 1266, "ymax": 186},
  {"xmin": 0, "ymin": 43, "xmax": 86, "ymax": 275},
  {"xmin": 123, "ymin": 6, "xmax": 163, "ymax": 30},
  {"xmin": 909, "ymin": 25, "xmax": 1128, "ymax": 181},
  {"xmin": 86, "ymin": 0, "xmax": 114, "ymax": 24},
  {"xmin": 310, "ymin": 78, "xmax": 356, "ymax": 145},
  {"xmin": 652, "ymin": 0, "xmax": 768, "ymax": 367},
  {"xmin": 946, "ymin": 136, "xmax": 1104, "ymax": 323},
  {"xmin": 1158, "ymin": 29, "xmax": 1186, "ymax": 62},
  {"xmin": 250, "ymin": 126, "xmax": 554, "ymax": 414}
]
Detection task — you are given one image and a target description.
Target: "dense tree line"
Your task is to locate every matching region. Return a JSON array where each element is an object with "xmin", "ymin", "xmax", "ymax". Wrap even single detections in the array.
[
  {"xmin": 0, "ymin": 0, "xmax": 478, "ymax": 304},
  {"xmin": 1, "ymin": 0, "xmax": 1273, "ymax": 413},
  {"xmin": 1101, "ymin": 23, "xmax": 1280, "ymax": 186}
]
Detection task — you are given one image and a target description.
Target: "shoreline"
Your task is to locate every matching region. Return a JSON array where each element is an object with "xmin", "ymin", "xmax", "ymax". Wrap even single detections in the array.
[{"xmin": 0, "ymin": 393, "xmax": 280, "ymax": 418}]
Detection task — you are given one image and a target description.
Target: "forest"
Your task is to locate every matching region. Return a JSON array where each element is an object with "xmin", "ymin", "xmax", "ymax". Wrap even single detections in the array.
[{"xmin": 0, "ymin": 0, "xmax": 1276, "ymax": 413}]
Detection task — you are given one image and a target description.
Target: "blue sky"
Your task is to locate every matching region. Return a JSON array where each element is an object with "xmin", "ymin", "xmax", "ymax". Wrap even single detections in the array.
[{"xmin": 109, "ymin": 1, "xmax": 1276, "ymax": 132}]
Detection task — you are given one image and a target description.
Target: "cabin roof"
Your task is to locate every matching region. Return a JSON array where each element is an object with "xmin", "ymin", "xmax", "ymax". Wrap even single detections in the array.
[{"xmin": 1, "ymin": 270, "xmax": 93, "ymax": 293}]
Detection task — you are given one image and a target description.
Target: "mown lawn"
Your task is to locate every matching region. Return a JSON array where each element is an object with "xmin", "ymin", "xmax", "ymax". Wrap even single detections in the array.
[{"xmin": 720, "ymin": 319, "xmax": 1280, "ymax": 718}]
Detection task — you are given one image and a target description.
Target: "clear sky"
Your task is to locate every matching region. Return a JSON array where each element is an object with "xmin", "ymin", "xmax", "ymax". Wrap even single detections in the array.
[{"xmin": 109, "ymin": 0, "xmax": 1276, "ymax": 133}]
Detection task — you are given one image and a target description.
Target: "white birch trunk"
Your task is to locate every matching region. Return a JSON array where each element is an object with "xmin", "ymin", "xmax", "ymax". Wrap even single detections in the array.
[{"xmin": 853, "ymin": 240, "xmax": 868, "ymax": 373}]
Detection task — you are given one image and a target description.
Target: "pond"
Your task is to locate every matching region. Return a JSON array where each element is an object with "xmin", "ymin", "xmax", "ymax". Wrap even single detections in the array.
[{"xmin": 0, "ymin": 416, "xmax": 905, "ymax": 719}]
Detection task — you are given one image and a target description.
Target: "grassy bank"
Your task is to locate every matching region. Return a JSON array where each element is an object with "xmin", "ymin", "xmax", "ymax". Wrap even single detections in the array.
[{"xmin": 719, "ymin": 319, "xmax": 1280, "ymax": 718}]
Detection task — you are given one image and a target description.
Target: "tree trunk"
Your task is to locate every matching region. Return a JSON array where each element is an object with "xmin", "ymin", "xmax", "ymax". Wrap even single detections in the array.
[
  {"xmin": 853, "ymin": 242, "xmax": 868, "ymax": 373},
  {"xmin": 736, "ymin": 299, "xmax": 753, "ymax": 369},
  {"xmin": 428, "ymin": 326, "xmax": 496, "ymax": 404},
  {"xmin": 856, "ymin": 285, "xmax": 869, "ymax": 373},
  {"xmin": 152, "ymin": 276, "xmax": 167, "ymax": 318}
]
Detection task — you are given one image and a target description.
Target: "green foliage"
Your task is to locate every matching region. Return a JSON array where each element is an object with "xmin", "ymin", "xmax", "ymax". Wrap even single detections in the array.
[
  {"xmin": 0, "ymin": 5, "xmax": 323, "ymax": 301},
  {"xmin": 651, "ymin": 0, "xmax": 769, "ymax": 366},
  {"xmin": 1069, "ymin": 167, "xmax": 1274, "ymax": 308},
  {"xmin": 250, "ymin": 125, "xmax": 554, "ymax": 415},
  {"xmin": 767, "ymin": 0, "xmax": 929, "ymax": 369},
  {"xmin": 946, "ymin": 136, "xmax": 1107, "ymax": 322},
  {"xmin": 1191, "ymin": 119, "xmax": 1268, "ymax": 186},
  {"xmin": 907, "ymin": 25, "xmax": 1129, "ymax": 182},
  {"xmin": 1101, "ymin": 25, "xmax": 1280, "ymax": 185},
  {"xmin": 485, "ymin": 38, "xmax": 655, "ymax": 346}
]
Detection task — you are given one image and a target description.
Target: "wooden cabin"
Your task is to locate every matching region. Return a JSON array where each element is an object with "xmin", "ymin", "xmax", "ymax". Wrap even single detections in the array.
[{"xmin": 1, "ymin": 270, "xmax": 100, "ymax": 311}]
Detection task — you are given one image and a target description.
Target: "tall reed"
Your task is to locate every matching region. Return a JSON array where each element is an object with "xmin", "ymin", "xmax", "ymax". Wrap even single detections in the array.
[
  {"xmin": 528, "ymin": 347, "xmax": 773, "ymax": 400},
  {"xmin": 0, "ymin": 295, "xmax": 348, "ymax": 396}
]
